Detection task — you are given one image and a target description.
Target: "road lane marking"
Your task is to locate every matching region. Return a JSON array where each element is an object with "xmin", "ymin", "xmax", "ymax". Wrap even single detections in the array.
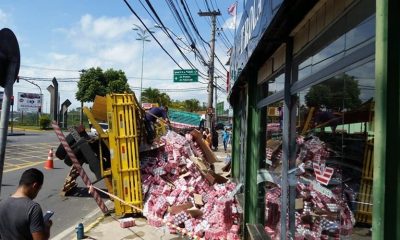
[
  {"xmin": 7, "ymin": 152, "xmax": 47, "ymax": 158},
  {"xmin": 6, "ymin": 143, "xmax": 57, "ymax": 147},
  {"xmin": 3, "ymin": 160, "xmax": 47, "ymax": 173},
  {"xmin": 7, "ymin": 159, "xmax": 35, "ymax": 163}
]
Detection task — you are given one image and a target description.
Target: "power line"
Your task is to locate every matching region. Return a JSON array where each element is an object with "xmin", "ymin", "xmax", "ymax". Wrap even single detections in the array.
[
  {"xmin": 213, "ymin": 0, "xmax": 234, "ymax": 39},
  {"xmin": 141, "ymin": 0, "xmax": 208, "ymax": 78},
  {"xmin": 20, "ymin": 65, "xmax": 81, "ymax": 72},
  {"xmin": 178, "ymin": 0, "xmax": 212, "ymax": 66},
  {"xmin": 123, "ymin": 0, "xmax": 194, "ymax": 75},
  {"xmin": 131, "ymin": 86, "xmax": 207, "ymax": 92}
]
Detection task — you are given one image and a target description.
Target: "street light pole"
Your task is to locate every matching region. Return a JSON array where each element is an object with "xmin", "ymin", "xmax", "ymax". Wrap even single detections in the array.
[
  {"xmin": 133, "ymin": 24, "xmax": 153, "ymax": 105},
  {"xmin": 139, "ymin": 37, "xmax": 145, "ymax": 105}
]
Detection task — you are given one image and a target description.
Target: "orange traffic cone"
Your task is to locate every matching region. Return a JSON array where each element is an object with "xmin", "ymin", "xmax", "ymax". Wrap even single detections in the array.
[{"xmin": 44, "ymin": 148, "xmax": 54, "ymax": 170}]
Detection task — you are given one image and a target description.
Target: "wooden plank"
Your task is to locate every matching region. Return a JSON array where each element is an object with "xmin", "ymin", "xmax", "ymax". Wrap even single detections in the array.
[{"xmin": 190, "ymin": 129, "xmax": 217, "ymax": 164}]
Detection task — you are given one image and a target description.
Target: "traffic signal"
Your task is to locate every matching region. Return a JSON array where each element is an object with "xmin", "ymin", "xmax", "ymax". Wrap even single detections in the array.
[{"xmin": 10, "ymin": 95, "xmax": 14, "ymax": 105}]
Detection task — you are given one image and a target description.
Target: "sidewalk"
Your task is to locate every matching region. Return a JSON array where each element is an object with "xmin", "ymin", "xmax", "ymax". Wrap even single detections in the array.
[{"xmin": 54, "ymin": 143, "xmax": 231, "ymax": 240}]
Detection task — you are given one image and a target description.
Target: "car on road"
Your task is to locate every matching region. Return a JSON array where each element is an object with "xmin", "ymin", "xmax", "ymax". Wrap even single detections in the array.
[{"xmin": 91, "ymin": 122, "xmax": 109, "ymax": 135}]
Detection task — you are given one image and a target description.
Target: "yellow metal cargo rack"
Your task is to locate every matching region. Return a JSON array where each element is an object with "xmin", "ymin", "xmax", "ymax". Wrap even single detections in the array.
[
  {"xmin": 83, "ymin": 106, "xmax": 113, "ymax": 193},
  {"xmin": 355, "ymin": 139, "xmax": 374, "ymax": 224},
  {"xmin": 107, "ymin": 94, "xmax": 143, "ymax": 215}
]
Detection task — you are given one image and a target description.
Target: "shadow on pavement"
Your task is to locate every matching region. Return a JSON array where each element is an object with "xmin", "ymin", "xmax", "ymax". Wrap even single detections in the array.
[{"xmin": 66, "ymin": 187, "xmax": 110, "ymax": 199}]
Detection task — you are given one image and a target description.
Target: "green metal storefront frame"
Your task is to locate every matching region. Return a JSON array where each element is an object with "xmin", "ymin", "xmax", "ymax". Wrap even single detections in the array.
[
  {"xmin": 244, "ymin": 73, "xmax": 266, "ymax": 235},
  {"xmin": 373, "ymin": 0, "xmax": 400, "ymax": 239},
  {"xmin": 232, "ymin": 103, "xmax": 241, "ymax": 179}
]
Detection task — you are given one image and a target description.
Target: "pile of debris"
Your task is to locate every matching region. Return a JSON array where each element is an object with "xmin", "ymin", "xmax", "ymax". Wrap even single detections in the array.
[
  {"xmin": 140, "ymin": 130, "xmax": 241, "ymax": 240},
  {"xmin": 265, "ymin": 136, "xmax": 355, "ymax": 239}
]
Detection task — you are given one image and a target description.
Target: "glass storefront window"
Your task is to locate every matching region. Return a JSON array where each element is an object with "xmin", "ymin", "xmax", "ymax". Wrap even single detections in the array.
[
  {"xmin": 267, "ymin": 73, "xmax": 285, "ymax": 96},
  {"xmin": 293, "ymin": 60, "xmax": 374, "ymax": 239},
  {"xmin": 297, "ymin": 15, "xmax": 375, "ymax": 82},
  {"xmin": 345, "ymin": 15, "xmax": 375, "ymax": 53},
  {"xmin": 264, "ymin": 100, "xmax": 283, "ymax": 237}
]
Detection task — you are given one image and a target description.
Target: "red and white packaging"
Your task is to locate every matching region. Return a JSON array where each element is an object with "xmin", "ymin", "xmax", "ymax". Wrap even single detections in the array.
[{"xmin": 119, "ymin": 217, "xmax": 135, "ymax": 228}]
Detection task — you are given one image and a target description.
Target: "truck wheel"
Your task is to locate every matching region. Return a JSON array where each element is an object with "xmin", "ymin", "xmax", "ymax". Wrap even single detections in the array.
[
  {"xmin": 55, "ymin": 134, "xmax": 76, "ymax": 160},
  {"xmin": 63, "ymin": 139, "xmax": 86, "ymax": 166}
]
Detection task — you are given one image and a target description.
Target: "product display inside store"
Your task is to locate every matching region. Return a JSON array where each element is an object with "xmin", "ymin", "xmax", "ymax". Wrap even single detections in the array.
[{"xmin": 264, "ymin": 61, "xmax": 375, "ymax": 239}]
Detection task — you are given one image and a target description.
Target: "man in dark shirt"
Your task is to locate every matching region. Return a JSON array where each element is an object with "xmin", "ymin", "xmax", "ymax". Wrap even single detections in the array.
[
  {"xmin": 0, "ymin": 168, "xmax": 52, "ymax": 240},
  {"xmin": 144, "ymin": 106, "xmax": 169, "ymax": 143}
]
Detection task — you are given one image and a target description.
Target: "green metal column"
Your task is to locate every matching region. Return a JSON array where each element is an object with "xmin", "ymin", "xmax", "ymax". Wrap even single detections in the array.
[
  {"xmin": 373, "ymin": 0, "xmax": 400, "ymax": 239},
  {"xmin": 244, "ymin": 73, "xmax": 266, "ymax": 228},
  {"xmin": 232, "ymin": 102, "xmax": 241, "ymax": 179}
]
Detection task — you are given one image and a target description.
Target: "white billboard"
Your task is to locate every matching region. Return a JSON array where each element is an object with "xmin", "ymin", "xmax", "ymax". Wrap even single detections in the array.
[{"xmin": 17, "ymin": 92, "xmax": 42, "ymax": 112}]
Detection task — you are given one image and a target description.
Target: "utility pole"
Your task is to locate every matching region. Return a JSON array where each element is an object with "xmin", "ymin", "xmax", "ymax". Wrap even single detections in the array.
[
  {"xmin": 214, "ymin": 76, "xmax": 221, "ymax": 123},
  {"xmin": 199, "ymin": 10, "xmax": 220, "ymax": 130}
]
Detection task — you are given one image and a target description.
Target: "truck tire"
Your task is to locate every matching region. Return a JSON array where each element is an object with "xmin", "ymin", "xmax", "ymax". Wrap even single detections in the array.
[
  {"xmin": 55, "ymin": 129, "xmax": 91, "ymax": 160},
  {"xmin": 55, "ymin": 134, "xmax": 76, "ymax": 160},
  {"xmin": 63, "ymin": 139, "xmax": 87, "ymax": 166}
]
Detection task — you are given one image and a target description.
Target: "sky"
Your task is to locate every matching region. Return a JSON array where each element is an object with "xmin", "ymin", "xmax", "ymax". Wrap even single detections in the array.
[{"xmin": 0, "ymin": 0, "xmax": 240, "ymax": 112}]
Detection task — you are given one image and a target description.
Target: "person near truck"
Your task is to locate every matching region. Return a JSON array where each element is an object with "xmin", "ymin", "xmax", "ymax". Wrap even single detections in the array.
[
  {"xmin": 222, "ymin": 128, "xmax": 230, "ymax": 152},
  {"xmin": 0, "ymin": 168, "xmax": 52, "ymax": 240},
  {"xmin": 144, "ymin": 106, "xmax": 169, "ymax": 143}
]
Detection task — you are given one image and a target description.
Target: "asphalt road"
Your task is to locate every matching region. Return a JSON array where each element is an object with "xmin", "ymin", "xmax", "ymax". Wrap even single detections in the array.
[{"xmin": 0, "ymin": 129, "xmax": 108, "ymax": 238}]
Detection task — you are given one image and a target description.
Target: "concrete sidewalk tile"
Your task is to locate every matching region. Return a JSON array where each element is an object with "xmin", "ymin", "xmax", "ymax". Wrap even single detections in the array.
[{"xmin": 85, "ymin": 216, "xmax": 184, "ymax": 240}]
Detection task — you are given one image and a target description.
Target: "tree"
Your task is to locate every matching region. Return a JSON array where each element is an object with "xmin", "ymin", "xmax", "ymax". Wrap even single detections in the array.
[
  {"xmin": 76, "ymin": 67, "xmax": 131, "ymax": 102},
  {"xmin": 305, "ymin": 84, "xmax": 331, "ymax": 108},
  {"xmin": 170, "ymin": 100, "xmax": 185, "ymax": 110},
  {"xmin": 141, "ymin": 87, "xmax": 171, "ymax": 106},
  {"xmin": 183, "ymin": 99, "xmax": 201, "ymax": 112},
  {"xmin": 305, "ymin": 74, "xmax": 361, "ymax": 111},
  {"xmin": 104, "ymin": 69, "xmax": 132, "ymax": 94}
]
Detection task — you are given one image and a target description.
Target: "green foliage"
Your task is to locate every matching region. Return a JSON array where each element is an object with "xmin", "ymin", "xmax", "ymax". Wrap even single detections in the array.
[
  {"xmin": 76, "ymin": 67, "xmax": 132, "ymax": 102},
  {"xmin": 305, "ymin": 74, "xmax": 362, "ymax": 111},
  {"xmin": 39, "ymin": 115, "xmax": 51, "ymax": 129},
  {"xmin": 305, "ymin": 84, "xmax": 331, "ymax": 108},
  {"xmin": 141, "ymin": 87, "xmax": 171, "ymax": 106},
  {"xmin": 170, "ymin": 100, "xmax": 185, "ymax": 110},
  {"xmin": 141, "ymin": 88, "xmax": 204, "ymax": 112},
  {"xmin": 183, "ymin": 99, "xmax": 201, "ymax": 112}
]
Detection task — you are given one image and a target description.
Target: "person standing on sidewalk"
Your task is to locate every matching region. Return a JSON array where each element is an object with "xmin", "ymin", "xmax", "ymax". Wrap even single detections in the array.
[
  {"xmin": 212, "ymin": 128, "xmax": 219, "ymax": 151},
  {"xmin": 222, "ymin": 128, "xmax": 230, "ymax": 153},
  {"xmin": 0, "ymin": 168, "xmax": 52, "ymax": 240}
]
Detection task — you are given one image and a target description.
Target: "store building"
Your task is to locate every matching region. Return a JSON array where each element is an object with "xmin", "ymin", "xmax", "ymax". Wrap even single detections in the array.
[{"xmin": 228, "ymin": 0, "xmax": 399, "ymax": 239}]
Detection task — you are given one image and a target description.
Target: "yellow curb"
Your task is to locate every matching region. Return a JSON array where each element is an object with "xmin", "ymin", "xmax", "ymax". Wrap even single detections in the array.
[
  {"xmin": 85, "ymin": 215, "xmax": 105, "ymax": 232},
  {"xmin": 71, "ymin": 215, "xmax": 105, "ymax": 240}
]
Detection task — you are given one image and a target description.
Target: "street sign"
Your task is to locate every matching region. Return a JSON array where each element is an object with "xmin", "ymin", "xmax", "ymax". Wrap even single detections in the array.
[{"xmin": 173, "ymin": 69, "xmax": 198, "ymax": 82}]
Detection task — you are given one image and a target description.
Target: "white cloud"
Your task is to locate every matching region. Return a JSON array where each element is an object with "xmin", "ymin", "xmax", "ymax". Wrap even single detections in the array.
[
  {"xmin": 16, "ymin": 13, "xmax": 233, "ymax": 111},
  {"xmin": 223, "ymin": 13, "xmax": 242, "ymax": 30},
  {"xmin": 98, "ymin": 42, "xmax": 139, "ymax": 64},
  {"xmin": 0, "ymin": 9, "xmax": 8, "ymax": 25},
  {"xmin": 15, "ymin": 12, "xmax": 240, "ymax": 110}
]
